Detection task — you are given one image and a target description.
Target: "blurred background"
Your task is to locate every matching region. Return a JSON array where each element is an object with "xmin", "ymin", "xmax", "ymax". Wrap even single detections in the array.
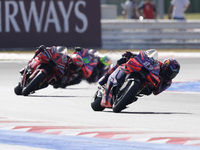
[
  {"xmin": 101, "ymin": 0, "xmax": 200, "ymax": 19},
  {"xmin": 100, "ymin": 0, "xmax": 200, "ymax": 50},
  {"xmin": 0, "ymin": 0, "xmax": 199, "ymax": 50}
]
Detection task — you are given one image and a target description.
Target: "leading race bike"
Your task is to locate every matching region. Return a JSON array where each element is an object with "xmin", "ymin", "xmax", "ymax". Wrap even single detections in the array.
[
  {"xmin": 14, "ymin": 46, "xmax": 68, "ymax": 96},
  {"xmin": 91, "ymin": 50, "xmax": 160, "ymax": 113}
]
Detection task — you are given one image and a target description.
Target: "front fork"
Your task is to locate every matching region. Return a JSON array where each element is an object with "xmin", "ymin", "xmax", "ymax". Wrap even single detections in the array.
[
  {"xmin": 20, "ymin": 66, "xmax": 32, "ymax": 88},
  {"xmin": 21, "ymin": 67, "xmax": 47, "ymax": 89}
]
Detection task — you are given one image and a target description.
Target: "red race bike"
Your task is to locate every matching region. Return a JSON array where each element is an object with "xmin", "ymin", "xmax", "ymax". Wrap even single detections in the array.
[
  {"xmin": 91, "ymin": 50, "xmax": 160, "ymax": 113},
  {"xmin": 14, "ymin": 46, "xmax": 68, "ymax": 96}
]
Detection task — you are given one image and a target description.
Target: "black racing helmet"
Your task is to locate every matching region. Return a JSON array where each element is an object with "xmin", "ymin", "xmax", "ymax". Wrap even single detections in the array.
[{"xmin": 161, "ymin": 58, "xmax": 180, "ymax": 80}]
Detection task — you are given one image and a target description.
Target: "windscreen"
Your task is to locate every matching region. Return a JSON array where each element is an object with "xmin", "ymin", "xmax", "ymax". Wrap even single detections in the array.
[{"xmin": 146, "ymin": 49, "xmax": 158, "ymax": 60}]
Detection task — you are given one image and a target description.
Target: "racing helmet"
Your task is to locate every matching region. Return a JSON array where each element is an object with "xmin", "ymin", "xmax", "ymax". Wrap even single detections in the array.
[
  {"xmin": 88, "ymin": 49, "xmax": 98, "ymax": 55},
  {"xmin": 161, "ymin": 58, "xmax": 180, "ymax": 80},
  {"xmin": 88, "ymin": 49, "xmax": 98, "ymax": 58},
  {"xmin": 100, "ymin": 56, "xmax": 111, "ymax": 66},
  {"xmin": 74, "ymin": 47, "xmax": 83, "ymax": 52},
  {"xmin": 69, "ymin": 54, "xmax": 84, "ymax": 72},
  {"xmin": 55, "ymin": 46, "xmax": 68, "ymax": 58},
  {"xmin": 56, "ymin": 46, "xmax": 68, "ymax": 53}
]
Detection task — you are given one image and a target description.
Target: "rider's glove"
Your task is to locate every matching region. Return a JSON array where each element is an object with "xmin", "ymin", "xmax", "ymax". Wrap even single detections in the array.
[
  {"xmin": 122, "ymin": 51, "xmax": 136, "ymax": 59},
  {"xmin": 34, "ymin": 45, "xmax": 46, "ymax": 58},
  {"xmin": 74, "ymin": 47, "xmax": 83, "ymax": 52},
  {"xmin": 117, "ymin": 57, "xmax": 127, "ymax": 65},
  {"xmin": 38, "ymin": 45, "xmax": 46, "ymax": 52}
]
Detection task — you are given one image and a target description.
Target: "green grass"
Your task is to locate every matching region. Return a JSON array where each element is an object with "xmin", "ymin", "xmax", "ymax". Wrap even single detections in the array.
[
  {"xmin": 185, "ymin": 13, "xmax": 200, "ymax": 19},
  {"xmin": 163, "ymin": 13, "xmax": 200, "ymax": 20}
]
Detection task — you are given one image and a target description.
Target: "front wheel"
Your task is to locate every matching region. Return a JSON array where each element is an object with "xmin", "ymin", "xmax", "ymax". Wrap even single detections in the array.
[
  {"xmin": 22, "ymin": 71, "xmax": 46, "ymax": 96},
  {"xmin": 91, "ymin": 88, "xmax": 105, "ymax": 111},
  {"xmin": 14, "ymin": 83, "xmax": 22, "ymax": 95},
  {"xmin": 113, "ymin": 80, "xmax": 140, "ymax": 113}
]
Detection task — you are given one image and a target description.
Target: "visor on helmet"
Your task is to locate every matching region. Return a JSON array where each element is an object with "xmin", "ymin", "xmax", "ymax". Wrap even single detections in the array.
[{"xmin": 165, "ymin": 66, "xmax": 179, "ymax": 79}]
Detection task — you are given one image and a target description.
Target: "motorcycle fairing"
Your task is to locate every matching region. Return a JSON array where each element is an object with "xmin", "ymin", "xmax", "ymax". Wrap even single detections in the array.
[
  {"xmin": 101, "ymin": 50, "xmax": 161, "ymax": 108},
  {"xmin": 21, "ymin": 47, "xmax": 68, "ymax": 92},
  {"xmin": 124, "ymin": 51, "xmax": 160, "ymax": 87},
  {"xmin": 44, "ymin": 49, "xmax": 67, "ymax": 77}
]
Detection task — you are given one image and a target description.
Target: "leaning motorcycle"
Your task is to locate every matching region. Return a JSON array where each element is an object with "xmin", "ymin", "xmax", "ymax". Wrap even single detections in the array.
[
  {"xmin": 74, "ymin": 48, "xmax": 98, "ymax": 81},
  {"xmin": 91, "ymin": 50, "xmax": 160, "ymax": 113},
  {"xmin": 14, "ymin": 46, "xmax": 68, "ymax": 96},
  {"xmin": 75, "ymin": 48, "xmax": 112, "ymax": 83}
]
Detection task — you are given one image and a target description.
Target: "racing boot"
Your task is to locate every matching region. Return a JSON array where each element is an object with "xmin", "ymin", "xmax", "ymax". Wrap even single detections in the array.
[
  {"xmin": 101, "ymin": 80, "xmax": 113, "ymax": 108},
  {"xmin": 98, "ymin": 73, "xmax": 110, "ymax": 86},
  {"xmin": 19, "ymin": 68, "xmax": 25, "ymax": 75},
  {"xmin": 98, "ymin": 65, "xmax": 117, "ymax": 86}
]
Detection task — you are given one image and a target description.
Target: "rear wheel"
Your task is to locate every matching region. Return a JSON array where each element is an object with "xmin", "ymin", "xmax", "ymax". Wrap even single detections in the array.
[
  {"xmin": 91, "ymin": 89, "xmax": 105, "ymax": 111},
  {"xmin": 113, "ymin": 80, "xmax": 140, "ymax": 113},
  {"xmin": 22, "ymin": 71, "xmax": 46, "ymax": 96}
]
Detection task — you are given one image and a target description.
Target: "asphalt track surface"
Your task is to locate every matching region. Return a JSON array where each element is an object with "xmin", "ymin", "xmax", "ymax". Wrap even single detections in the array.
[{"xmin": 0, "ymin": 52, "xmax": 200, "ymax": 150}]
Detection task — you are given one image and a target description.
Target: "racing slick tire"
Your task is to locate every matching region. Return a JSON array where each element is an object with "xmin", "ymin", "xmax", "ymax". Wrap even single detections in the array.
[
  {"xmin": 22, "ymin": 71, "xmax": 46, "ymax": 96},
  {"xmin": 91, "ymin": 90, "xmax": 105, "ymax": 111},
  {"xmin": 113, "ymin": 80, "xmax": 140, "ymax": 113},
  {"xmin": 14, "ymin": 83, "xmax": 22, "ymax": 95}
]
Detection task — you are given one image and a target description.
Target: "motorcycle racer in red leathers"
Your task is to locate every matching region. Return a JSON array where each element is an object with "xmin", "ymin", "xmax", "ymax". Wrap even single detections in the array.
[
  {"xmin": 15, "ymin": 45, "xmax": 84, "ymax": 95},
  {"xmin": 32, "ymin": 45, "xmax": 84, "ymax": 88},
  {"xmin": 98, "ymin": 49, "xmax": 180, "ymax": 107},
  {"xmin": 53, "ymin": 53, "xmax": 84, "ymax": 88}
]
